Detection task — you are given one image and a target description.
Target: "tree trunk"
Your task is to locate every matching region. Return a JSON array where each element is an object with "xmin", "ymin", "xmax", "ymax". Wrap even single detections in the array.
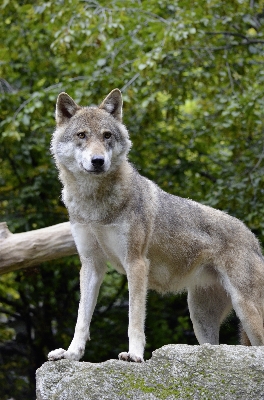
[{"xmin": 0, "ymin": 222, "xmax": 77, "ymax": 275}]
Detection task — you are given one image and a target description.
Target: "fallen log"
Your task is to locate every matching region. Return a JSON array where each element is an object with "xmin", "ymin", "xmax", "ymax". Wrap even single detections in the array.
[{"xmin": 0, "ymin": 222, "xmax": 77, "ymax": 275}]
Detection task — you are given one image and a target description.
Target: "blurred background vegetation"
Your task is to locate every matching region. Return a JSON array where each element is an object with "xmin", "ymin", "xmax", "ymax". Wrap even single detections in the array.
[{"xmin": 0, "ymin": 0, "xmax": 264, "ymax": 398}]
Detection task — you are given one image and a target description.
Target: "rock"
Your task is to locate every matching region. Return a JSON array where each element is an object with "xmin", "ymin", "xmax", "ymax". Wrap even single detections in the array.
[{"xmin": 36, "ymin": 344, "xmax": 264, "ymax": 399}]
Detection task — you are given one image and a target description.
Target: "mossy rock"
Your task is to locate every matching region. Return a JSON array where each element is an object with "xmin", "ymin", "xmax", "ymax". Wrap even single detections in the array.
[{"xmin": 36, "ymin": 344, "xmax": 264, "ymax": 399}]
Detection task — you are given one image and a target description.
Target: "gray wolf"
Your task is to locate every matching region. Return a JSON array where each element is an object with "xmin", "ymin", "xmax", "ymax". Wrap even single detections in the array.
[{"xmin": 48, "ymin": 89, "xmax": 264, "ymax": 363}]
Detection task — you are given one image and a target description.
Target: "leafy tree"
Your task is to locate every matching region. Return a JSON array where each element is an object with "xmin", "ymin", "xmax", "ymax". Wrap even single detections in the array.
[{"xmin": 0, "ymin": 0, "xmax": 263, "ymax": 398}]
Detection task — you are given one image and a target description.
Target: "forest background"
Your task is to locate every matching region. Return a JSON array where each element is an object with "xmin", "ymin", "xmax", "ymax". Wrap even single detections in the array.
[{"xmin": 0, "ymin": 0, "xmax": 264, "ymax": 398}]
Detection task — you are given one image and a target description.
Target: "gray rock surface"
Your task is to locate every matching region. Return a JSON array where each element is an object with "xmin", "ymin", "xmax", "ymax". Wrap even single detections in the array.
[{"xmin": 36, "ymin": 344, "xmax": 264, "ymax": 399}]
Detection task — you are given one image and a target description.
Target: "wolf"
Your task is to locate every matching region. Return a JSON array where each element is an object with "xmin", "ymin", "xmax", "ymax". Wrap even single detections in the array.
[{"xmin": 48, "ymin": 89, "xmax": 264, "ymax": 363}]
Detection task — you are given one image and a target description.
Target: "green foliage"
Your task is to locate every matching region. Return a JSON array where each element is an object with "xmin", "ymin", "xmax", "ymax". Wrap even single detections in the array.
[{"xmin": 0, "ymin": 0, "xmax": 264, "ymax": 398}]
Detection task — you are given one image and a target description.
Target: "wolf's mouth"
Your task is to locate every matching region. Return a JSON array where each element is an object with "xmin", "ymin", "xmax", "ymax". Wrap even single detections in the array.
[
  {"xmin": 80, "ymin": 162, "xmax": 105, "ymax": 174},
  {"xmin": 89, "ymin": 170, "xmax": 105, "ymax": 174}
]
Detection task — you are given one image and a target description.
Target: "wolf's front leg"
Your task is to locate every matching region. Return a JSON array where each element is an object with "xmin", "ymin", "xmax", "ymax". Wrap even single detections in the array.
[
  {"xmin": 48, "ymin": 255, "xmax": 106, "ymax": 361},
  {"xmin": 119, "ymin": 258, "xmax": 148, "ymax": 363}
]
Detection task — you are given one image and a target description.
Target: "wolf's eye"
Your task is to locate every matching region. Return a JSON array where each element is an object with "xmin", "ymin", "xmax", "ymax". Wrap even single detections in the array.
[
  {"xmin": 77, "ymin": 132, "xmax": 86, "ymax": 139},
  {"xmin": 104, "ymin": 131, "xmax": 112, "ymax": 139}
]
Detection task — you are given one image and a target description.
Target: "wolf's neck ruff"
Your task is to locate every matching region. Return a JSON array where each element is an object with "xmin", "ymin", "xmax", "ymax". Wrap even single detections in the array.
[{"xmin": 61, "ymin": 160, "xmax": 134, "ymax": 224}]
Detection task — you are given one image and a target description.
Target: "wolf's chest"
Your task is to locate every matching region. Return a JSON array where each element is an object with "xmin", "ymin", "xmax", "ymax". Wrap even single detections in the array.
[{"xmin": 92, "ymin": 223, "xmax": 128, "ymax": 272}]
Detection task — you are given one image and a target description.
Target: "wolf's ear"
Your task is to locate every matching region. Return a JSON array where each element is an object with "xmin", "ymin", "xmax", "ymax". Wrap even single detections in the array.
[
  {"xmin": 99, "ymin": 89, "xmax": 123, "ymax": 122},
  {"xmin": 56, "ymin": 92, "xmax": 80, "ymax": 125}
]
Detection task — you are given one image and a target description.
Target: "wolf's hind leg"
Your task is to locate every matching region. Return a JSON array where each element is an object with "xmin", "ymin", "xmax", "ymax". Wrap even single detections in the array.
[
  {"xmin": 239, "ymin": 323, "xmax": 251, "ymax": 346},
  {"xmin": 188, "ymin": 284, "xmax": 232, "ymax": 345}
]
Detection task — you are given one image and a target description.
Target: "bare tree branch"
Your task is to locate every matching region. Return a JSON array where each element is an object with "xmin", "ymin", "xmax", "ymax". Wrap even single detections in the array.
[{"xmin": 0, "ymin": 222, "xmax": 76, "ymax": 275}]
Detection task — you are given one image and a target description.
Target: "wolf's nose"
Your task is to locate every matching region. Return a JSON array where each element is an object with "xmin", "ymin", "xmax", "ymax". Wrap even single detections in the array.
[{"xmin": 91, "ymin": 156, "xmax": 105, "ymax": 167}]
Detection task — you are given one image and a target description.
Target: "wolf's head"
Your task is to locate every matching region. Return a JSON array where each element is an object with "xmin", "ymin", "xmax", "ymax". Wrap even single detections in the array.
[{"xmin": 51, "ymin": 89, "xmax": 131, "ymax": 177}]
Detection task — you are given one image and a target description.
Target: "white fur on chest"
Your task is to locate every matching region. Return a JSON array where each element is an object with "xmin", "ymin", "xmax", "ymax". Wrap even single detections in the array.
[
  {"xmin": 71, "ymin": 222, "xmax": 128, "ymax": 274},
  {"xmin": 94, "ymin": 223, "xmax": 128, "ymax": 269}
]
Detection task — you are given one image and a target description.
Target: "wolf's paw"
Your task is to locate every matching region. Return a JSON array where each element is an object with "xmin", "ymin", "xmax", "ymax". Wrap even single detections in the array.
[
  {"xmin": 118, "ymin": 351, "xmax": 143, "ymax": 363},
  {"xmin": 48, "ymin": 348, "xmax": 67, "ymax": 361},
  {"xmin": 48, "ymin": 348, "xmax": 81, "ymax": 361}
]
